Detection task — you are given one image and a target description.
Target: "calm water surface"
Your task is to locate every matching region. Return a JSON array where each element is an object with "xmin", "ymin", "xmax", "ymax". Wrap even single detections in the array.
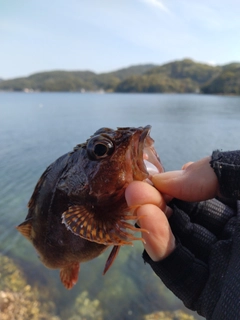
[{"xmin": 1, "ymin": 92, "xmax": 240, "ymax": 319}]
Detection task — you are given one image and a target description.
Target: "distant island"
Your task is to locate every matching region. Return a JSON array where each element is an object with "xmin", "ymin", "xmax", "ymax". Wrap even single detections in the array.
[{"xmin": 1, "ymin": 59, "xmax": 240, "ymax": 94}]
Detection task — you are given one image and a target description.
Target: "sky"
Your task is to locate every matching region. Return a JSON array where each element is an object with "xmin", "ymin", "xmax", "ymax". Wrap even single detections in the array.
[{"xmin": 1, "ymin": 0, "xmax": 240, "ymax": 79}]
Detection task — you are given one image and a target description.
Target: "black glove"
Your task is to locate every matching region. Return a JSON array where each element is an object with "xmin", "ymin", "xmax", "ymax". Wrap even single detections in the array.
[
  {"xmin": 211, "ymin": 150, "xmax": 240, "ymax": 199},
  {"xmin": 142, "ymin": 198, "xmax": 240, "ymax": 320}
]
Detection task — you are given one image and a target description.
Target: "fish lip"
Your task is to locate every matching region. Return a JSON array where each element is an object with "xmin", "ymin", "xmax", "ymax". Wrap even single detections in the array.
[{"xmin": 138, "ymin": 125, "xmax": 164, "ymax": 178}]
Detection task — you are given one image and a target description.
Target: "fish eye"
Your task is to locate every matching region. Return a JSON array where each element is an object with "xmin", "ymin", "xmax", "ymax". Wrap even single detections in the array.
[
  {"xmin": 87, "ymin": 136, "xmax": 115, "ymax": 160},
  {"xmin": 94, "ymin": 143, "xmax": 109, "ymax": 157}
]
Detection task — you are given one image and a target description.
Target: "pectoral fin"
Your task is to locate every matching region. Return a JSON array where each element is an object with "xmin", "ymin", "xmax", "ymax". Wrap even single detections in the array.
[
  {"xmin": 62, "ymin": 205, "xmax": 104, "ymax": 241},
  {"xmin": 62, "ymin": 205, "xmax": 147, "ymax": 246},
  {"xmin": 62, "ymin": 205, "xmax": 116, "ymax": 245}
]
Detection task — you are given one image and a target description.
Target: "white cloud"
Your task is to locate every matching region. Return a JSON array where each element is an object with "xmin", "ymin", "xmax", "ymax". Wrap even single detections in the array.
[{"xmin": 141, "ymin": 0, "xmax": 170, "ymax": 13}]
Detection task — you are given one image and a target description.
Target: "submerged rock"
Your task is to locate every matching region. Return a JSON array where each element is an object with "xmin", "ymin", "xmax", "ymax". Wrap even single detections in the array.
[
  {"xmin": 144, "ymin": 309, "xmax": 196, "ymax": 320},
  {"xmin": 0, "ymin": 288, "xmax": 59, "ymax": 320},
  {"xmin": 62, "ymin": 290, "xmax": 103, "ymax": 320},
  {"xmin": 0, "ymin": 254, "xmax": 26, "ymax": 292},
  {"xmin": 0, "ymin": 254, "xmax": 60, "ymax": 320}
]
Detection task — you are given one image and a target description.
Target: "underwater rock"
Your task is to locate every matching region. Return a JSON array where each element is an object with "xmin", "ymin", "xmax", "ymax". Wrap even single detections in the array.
[
  {"xmin": 0, "ymin": 254, "xmax": 60, "ymax": 320},
  {"xmin": 63, "ymin": 290, "xmax": 103, "ymax": 320},
  {"xmin": 0, "ymin": 254, "xmax": 26, "ymax": 292},
  {"xmin": 0, "ymin": 287, "xmax": 60, "ymax": 320},
  {"xmin": 144, "ymin": 309, "xmax": 196, "ymax": 320},
  {"xmin": 97, "ymin": 270, "xmax": 139, "ymax": 319}
]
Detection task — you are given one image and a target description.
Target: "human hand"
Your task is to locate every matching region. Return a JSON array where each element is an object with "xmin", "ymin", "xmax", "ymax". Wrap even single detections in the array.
[
  {"xmin": 152, "ymin": 156, "xmax": 219, "ymax": 202},
  {"xmin": 125, "ymin": 156, "xmax": 219, "ymax": 262},
  {"xmin": 125, "ymin": 181, "xmax": 176, "ymax": 261}
]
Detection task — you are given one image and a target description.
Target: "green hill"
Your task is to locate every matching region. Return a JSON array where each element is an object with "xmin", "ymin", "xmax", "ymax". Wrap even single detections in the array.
[
  {"xmin": 0, "ymin": 59, "xmax": 240, "ymax": 94},
  {"xmin": 115, "ymin": 59, "xmax": 221, "ymax": 93},
  {"xmin": 145, "ymin": 59, "xmax": 221, "ymax": 83},
  {"xmin": 0, "ymin": 65, "xmax": 156, "ymax": 92},
  {"xmin": 114, "ymin": 74, "xmax": 199, "ymax": 93},
  {"xmin": 0, "ymin": 70, "xmax": 115, "ymax": 92},
  {"xmin": 103, "ymin": 64, "xmax": 157, "ymax": 81},
  {"xmin": 222, "ymin": 62, "xmax": 240, "ymax": 71},
  {"xmin": 202, "ymin": 64, "xmax": 240, "ymax": 94}
]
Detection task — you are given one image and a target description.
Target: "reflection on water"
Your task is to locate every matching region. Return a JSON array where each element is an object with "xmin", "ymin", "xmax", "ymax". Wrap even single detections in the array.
[{"xmin": 1, "ymin": 92, "xmax": 240, "ymax": 319}]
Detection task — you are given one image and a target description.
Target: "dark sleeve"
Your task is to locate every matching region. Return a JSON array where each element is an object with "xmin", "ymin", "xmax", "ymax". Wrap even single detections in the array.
[
  {"xmin": 210, "ymin": 150, "xmax": 240, "ymax": 199},
  {"xmin": 143, "ymin": 199, "xmax": 240, "ymax": 319},
  {"xmin": 143, "ymin": 243, "xmax": 209, "ymax": 312}
]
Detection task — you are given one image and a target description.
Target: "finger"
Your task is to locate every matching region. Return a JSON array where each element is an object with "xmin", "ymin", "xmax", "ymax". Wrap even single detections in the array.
[
  {"xmin": 151, "ymin": 170, "xmax": 187, "ymax": 199},
  {"xmin": 181, "ymin": 161, "xmax": 194, "ymax": 170},
  {"xmin": 163, "ymin": 194, "xmax": 173, "ymax": 204},
  {"xmin": 165, "ymin": 206, "xmax": 173, "ymax": 218},
  {"xmin": 152, "ymin": 157, "xmax": 218, "ymax": 201},
  {"xmin": 136, "ymin": 204, "xmax": 176, "ymax": 261},
  {"xmin": 125, "ymin": 181, "xmax": 166, "ymax": 210}
]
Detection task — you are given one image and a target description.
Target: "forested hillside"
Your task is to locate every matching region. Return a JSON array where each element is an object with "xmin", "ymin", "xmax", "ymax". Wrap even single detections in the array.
[
  {"xmin": 0, "ymin": 65, "xmax": 155, "ymax": 92},
  {"xmin": 0, "ymin": 59, "xmax": 239, "ymax": 94},
  {"xmin": 201, "ymin": 63, "xmax": 240, "ymax": 94}
]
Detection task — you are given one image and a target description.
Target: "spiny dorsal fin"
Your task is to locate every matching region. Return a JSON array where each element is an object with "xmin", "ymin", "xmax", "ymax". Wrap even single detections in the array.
[{"xmin": 16, "ymin": 218, "xmax": 33, "ymax": 241}]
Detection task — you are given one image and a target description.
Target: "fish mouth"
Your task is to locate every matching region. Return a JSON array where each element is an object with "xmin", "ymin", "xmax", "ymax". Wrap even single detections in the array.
[{"xmin": 134, "ymin": 125, "xmax": 164, "ymax": 181}]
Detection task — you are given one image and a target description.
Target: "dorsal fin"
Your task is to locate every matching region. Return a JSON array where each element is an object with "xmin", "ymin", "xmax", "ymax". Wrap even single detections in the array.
[{"xmin": 16, "ymin": 218, "xmax": 33, "ymax": 241}]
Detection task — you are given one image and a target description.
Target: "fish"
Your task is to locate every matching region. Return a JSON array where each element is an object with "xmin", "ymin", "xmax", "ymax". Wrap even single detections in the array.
[{"xmin": 17, "ymin": 125, "xmax": 164, "ymax": 289}]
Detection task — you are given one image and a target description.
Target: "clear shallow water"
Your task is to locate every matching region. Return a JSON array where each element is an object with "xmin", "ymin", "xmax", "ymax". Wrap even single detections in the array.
[{"xmin": 1, "ymin": 92, "xmax": 240, "ymax": 319}]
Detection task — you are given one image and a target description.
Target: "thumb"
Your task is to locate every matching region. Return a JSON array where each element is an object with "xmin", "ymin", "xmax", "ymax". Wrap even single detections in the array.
[{"xmin": 151, "ymin": 157, "xmax": 218, "ymax": 202}]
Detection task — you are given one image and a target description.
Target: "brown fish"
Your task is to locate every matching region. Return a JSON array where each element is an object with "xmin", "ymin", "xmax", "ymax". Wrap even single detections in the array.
[{"xmin": 17, "ymin": 126, "xmax": 164, "ymax": 289}]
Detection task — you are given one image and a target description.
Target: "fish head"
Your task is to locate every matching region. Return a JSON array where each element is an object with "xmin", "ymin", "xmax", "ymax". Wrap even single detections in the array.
[
  {"xmin": 83, "ymin": 125, "xmax": 164, "ymax": 201},
  {"xmin": 60, "ymin": 125, "xmax": 164, "ymax": 247}
]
